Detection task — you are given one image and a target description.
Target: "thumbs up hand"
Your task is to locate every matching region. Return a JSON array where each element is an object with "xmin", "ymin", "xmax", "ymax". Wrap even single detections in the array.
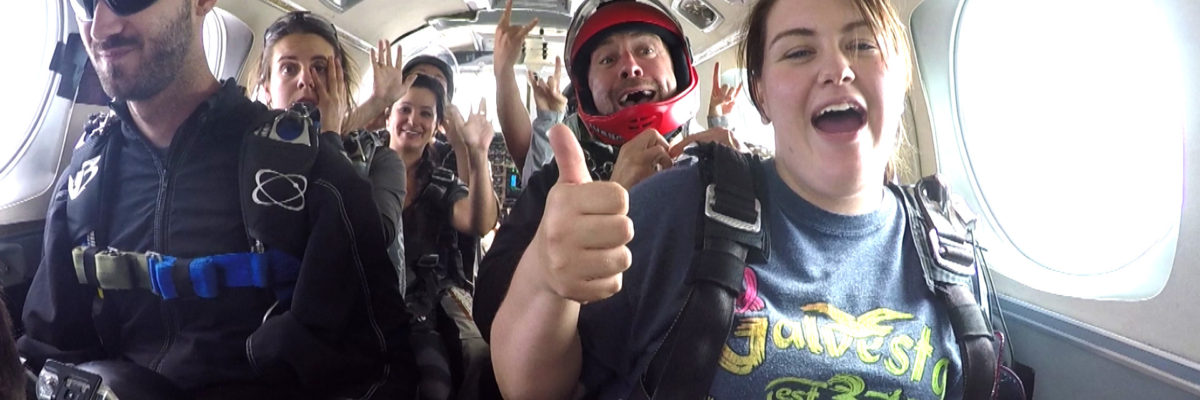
[{"xmin": 529, "ymin": 124, "xmax": 634, "ymax": 303}]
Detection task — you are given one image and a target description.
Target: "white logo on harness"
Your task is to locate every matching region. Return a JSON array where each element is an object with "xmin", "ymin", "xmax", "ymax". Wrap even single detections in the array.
[
  {"xmin": 68, "ymin": 155, "xmax": 101, "ymax": 200},
  {"xmin": 252, "ymin": 169, "xmax": 307, "ymax": 211}
]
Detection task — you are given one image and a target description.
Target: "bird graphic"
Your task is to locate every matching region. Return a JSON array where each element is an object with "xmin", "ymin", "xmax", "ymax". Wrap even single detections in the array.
[{"xmin": 801, "ymin": 303, "xmax": 914, "ymax": 338}]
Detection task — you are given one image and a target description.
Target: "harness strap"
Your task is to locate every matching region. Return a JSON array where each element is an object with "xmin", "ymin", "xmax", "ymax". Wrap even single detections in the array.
[
  {"xmin": 71, "ymin": 246, "xmax": 300, "ymax": 301},
  {"xmin": 641, "ymin": 144, "xmax": 765, "ymax": 400},
  {"xmin": 898, "ymin": 175, "xmax": 1000, "ymax": 399},
  {"xmin": 943, "ymin": 284, "xmax": 1000, "ymax": 399}
]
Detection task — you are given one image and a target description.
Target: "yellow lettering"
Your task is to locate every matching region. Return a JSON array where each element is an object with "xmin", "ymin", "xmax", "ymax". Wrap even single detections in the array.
[
  {"xmin": 865, "ymin": 389, "xmax": 902, "ymax": 400},
  {"xmin": 826, "ymin": 374, "xmax": 865, "ymax": 400},
  {"xmin": 820, "ymin": 324, "xmax": 854, "ymax": 358},
  {"xmin": 856, "ymin": 337, "xmax": 884, "ymax": 364},
  {"xmin": 719, "ymin": 317, "xmax": 768, "ymax": 375},
  {"xmin": 911, "ymin": 326, "xmax": 934, "ymax": 383},
  {"xmin": 884, "ymin": 334, "xmax": 914, "ymax": 376},
  {"xmin": 802, "ymin": 315, "xmax": 824, "ymax": 354},
  {"xmin": 772, "ymin": 318, "xmax": 806, "ymax": 350},
  {"xmin": 766, "ymin": 377, "xmax": 824, "ymax": 400},
  {"xmin": 931, "ymin": 357, "xmax": 950, "ymax": 396}
]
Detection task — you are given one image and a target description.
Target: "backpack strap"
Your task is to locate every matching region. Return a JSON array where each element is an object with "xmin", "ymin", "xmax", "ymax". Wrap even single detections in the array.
[
  {"xmin": 640, "ymin": 143, "xmax": 766, "ymax": 400},
  {"xmin": 65, "ymin": 112, "xmax": 122, "ymax": 249},
  {"xmin": 343, "ymin": 129, "xmax": 388, "ymax": 177},
  {"xmin": 895, "ymin": 175, "xmax": 999, "ymax": 399},
  {"xmin": 239, "ymin": 102, "xmax": 319, "ymax": 258}
]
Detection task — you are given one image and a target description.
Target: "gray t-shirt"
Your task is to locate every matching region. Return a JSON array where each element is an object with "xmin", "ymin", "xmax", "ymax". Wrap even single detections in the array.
[{"xmin": 577, "ymin": 158, "xmax": 964, "ymax": 400}]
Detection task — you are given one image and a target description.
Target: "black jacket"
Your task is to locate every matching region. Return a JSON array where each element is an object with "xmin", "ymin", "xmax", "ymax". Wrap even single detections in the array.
[{"xmin": 19, "ymin": 80, "xmax": 415, "ymax": 399}]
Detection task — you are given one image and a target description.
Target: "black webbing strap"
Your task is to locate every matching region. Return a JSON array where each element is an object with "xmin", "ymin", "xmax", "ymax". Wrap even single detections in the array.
[
  {"xmin": 898, "ymin": 176, "xmax": 1000, "ymax": 399},
  {"xmin": 943, "ymin": 285, "xmax": 999, "ymax": 399},
  {"xmin": 640, "ymin": 144, "xmax": 765, "ymax": 400}
]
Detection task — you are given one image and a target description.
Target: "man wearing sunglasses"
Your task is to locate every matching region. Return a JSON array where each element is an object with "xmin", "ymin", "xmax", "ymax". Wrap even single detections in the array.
[{"xmin": 19, "ymin": 0, "xmax": 416, "ymax": 398}]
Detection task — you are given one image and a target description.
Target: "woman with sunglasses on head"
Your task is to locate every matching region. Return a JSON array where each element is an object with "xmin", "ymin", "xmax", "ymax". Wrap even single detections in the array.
[
  {"xmin": 253, "ymin": 11, "xmax": 415, "ymax": 261},
  {"xmin": 492, "ymin": 0, "xmax": 981, "ymax": 398}
]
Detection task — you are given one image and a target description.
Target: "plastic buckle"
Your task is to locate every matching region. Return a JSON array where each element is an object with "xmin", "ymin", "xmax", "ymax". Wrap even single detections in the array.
[
  {"xmin": 417, "ymin": 254, "xmax": 440, "ymax": 269},
  {"xmin": 431, "ymin": 167, "xmax": 455, "ymax": 184},
  {"xmin": 703, "ymin": 183, "xmax": 761, "ymax": 233},
  {"xmin": 926, "ymin": 227, "xmax": 975, "ymax": 277},
  {"xmin": 93, "ymin": 248, "xmax": 134, "ymax": 290}
]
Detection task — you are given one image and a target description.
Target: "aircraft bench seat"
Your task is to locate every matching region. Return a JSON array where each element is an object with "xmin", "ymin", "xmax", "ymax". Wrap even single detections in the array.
[{"xmin": 203, "ymin": 7, "xmax": 253, "ymax": 82}]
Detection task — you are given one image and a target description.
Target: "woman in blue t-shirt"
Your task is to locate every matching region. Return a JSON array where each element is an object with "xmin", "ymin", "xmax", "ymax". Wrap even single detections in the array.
[{"xmin": 491, "ymin": 0, "xmax": 966, "ymax": 399}]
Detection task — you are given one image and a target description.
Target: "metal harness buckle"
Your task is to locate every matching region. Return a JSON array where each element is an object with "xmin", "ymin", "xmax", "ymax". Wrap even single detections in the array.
[{"xmin": 703, "ymin": 183, "xmax": 761, "ymax": 233}]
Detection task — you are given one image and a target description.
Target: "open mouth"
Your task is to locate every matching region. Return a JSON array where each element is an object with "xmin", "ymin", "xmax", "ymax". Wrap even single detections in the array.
[
  {"xmin": 811, "ymin": 102, "xmax": 867, "ymax": 134},
  {"xmin": 618, "ymin": 89, "xmax": 658, "ymax": 107},
  {"xmin": 295, "ymin": 96, "xmax": 318, "ymax": 107}
]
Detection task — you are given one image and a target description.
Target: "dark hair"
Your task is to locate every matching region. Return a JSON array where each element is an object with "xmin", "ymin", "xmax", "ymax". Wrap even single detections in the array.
[
  {"xmin": 252, "ymin": 11, "xmax": 358, "ymax": 112},
  {"xmin": 402, "ymin": 55, "xmax": 456, "ymax": 102},
  {"xmin": 740, "ymin": 0, "xmax": 776, "ymax": 123},
  {"xmin": 572, "ymin": 23, "xmax": 686, "ymax": 115},
  {"xmin": 408, "ymin": 74, "xmax": 447, "ymax": 124}
]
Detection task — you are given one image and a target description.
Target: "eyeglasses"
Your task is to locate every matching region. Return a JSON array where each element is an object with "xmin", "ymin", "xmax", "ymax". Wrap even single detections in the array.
[
  {"xmin": 264, "ymin": 11, "xmax": 341, "ymax": 49},
  {"xmin": 70, "ymin": 0, "xmax": 158, "ymax": 21}
]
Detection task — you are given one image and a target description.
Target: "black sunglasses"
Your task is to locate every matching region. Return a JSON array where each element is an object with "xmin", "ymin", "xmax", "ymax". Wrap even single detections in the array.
[
  {"xmin": 70, "ymin": 0, "xmax": 157, "ymax": 21},
  {"xmin": 264, "ymin": 11, "xmax": 341, "ymax": 48}
]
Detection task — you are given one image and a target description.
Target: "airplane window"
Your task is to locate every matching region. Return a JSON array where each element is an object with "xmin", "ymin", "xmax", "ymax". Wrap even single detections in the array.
[
  {"xmin": 717, "ymin": 68, "xmax": 774, "ymax": 153},
  {"xmin": 2, "ymin": 1, "xmax": 58, "ymax": 172},
  {"xmin": 951, "ymin": 0, "xmax": 1184, "ymax": 299}
]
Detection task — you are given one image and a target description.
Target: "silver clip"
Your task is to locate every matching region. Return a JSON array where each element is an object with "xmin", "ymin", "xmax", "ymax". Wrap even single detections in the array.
[{"xmin": 704, "ymin": 183, "xmax": 761, "ymax": 233}]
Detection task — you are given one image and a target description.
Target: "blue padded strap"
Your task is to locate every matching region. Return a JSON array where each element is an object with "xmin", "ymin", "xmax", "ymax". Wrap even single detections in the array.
[
  {"xmin": 190, "ymin": 250, "xmax": 301, "ymax": 299},
  {"xmin": 149, "ymin": 255, "xmax": 181, "ymax": 299},
  {"xmin": 146, "ymin": 250, "xmax": 300, "ymax": 300}
]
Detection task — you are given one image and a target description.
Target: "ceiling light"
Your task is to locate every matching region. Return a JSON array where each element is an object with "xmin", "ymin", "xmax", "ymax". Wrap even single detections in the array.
[{"xmin": 672, "ymin": 0, "xmax": 722, "ymax": 32}]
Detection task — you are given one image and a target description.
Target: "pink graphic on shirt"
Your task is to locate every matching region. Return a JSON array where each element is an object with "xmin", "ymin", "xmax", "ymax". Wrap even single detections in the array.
[{"xmin": 735, "ymin": 267, "xmax": 765, "ymax": 313}]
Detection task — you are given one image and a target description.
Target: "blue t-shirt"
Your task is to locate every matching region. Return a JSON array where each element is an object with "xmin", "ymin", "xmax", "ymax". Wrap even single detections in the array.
[{"xmin": 577, "ymin": 159, "xmax": 964, "ymax": 400}]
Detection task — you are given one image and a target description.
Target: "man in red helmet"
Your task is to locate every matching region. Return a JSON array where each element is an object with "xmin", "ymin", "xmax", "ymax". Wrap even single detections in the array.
[{"xmin": 475, "ymin": 0, "xmax": 738, "ymax": 346}]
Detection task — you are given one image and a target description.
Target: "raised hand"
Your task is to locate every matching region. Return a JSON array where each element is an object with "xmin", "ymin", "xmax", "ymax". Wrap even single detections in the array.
[
  {"xmin": 532, "ymin": 124, "xmax": 633, "ymax": 303},
  {"xmin": 494, "ymin": 0, "xmax": 539, "ymax": 74},
  {"xmin": 319, "ymin": 56, "xmax": 347, "ymax": 133},
  {"xmin": 528, "ymin": 56, "xmax": 568, "ymax": 113},
  {"xmin": 449, "ymin": 99, "xmax": 494, "ymax": 154},
  {"xmin": 609, "ymin": 129, "xmax": 673, "ymax": 190},
  {"xmin": 708, "ymin": 62, "xmax": 744, "ymax": 119},
  {"xmin": 368, "ymin": 39, "xmax": 408, "ymax": 107}
]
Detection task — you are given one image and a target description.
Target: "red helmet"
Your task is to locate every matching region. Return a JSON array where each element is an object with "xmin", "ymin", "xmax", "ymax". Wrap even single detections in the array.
[{"xmin": 565, "ymin": 0, "xmax": 699, "ymax": 146}]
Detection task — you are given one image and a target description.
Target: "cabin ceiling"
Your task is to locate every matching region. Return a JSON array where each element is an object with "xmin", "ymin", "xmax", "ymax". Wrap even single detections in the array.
[
  {"xmin": 221, "ymin": 0, "xmax": 803, "ymax": 68},
  {"xmin": 220, "ymin": 0, "xmax": 929, "ymax": 71}
]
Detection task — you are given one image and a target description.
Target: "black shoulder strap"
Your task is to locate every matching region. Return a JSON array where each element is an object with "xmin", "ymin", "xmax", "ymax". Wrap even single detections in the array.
[
  {"xmin": 64, "ymin": 112, "xmax": 122, "ymax": 248},
  {"xmin": 895, "ymin": 175, "xmax": 999, "ymax": 400},
  {"xmin": 238, "ymin": 103, "xmax": 318, "ymax": 257},
  {"xmin": 640, "ymin": 143, "xmax": 766, "ymax": 400}
]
